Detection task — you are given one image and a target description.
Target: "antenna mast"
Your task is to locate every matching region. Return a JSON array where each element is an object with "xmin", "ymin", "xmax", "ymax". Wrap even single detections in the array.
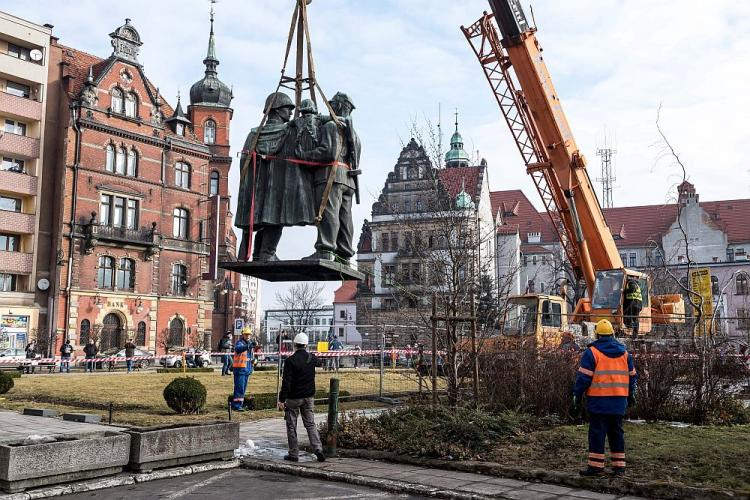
[{"xmin": 596, "ymin": 135, "xmax": 616, "ymax": 208}]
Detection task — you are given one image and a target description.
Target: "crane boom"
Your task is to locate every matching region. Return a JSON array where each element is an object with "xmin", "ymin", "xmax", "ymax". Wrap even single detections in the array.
[{"xmin": 462, "ymin": 1, "xmax": 685, "ymax": 332}]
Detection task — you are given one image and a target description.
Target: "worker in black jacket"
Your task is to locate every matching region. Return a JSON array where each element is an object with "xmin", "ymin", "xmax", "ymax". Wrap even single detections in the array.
[{"xmin": 277, "ymin": 332, "xmax": 325, "ymax": 463}]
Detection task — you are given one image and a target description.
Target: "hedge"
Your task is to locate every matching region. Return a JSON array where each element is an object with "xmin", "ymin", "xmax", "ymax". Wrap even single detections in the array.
[{"xmin": 156, "ymin": 368, "xmax": 215, "ymax": 374}]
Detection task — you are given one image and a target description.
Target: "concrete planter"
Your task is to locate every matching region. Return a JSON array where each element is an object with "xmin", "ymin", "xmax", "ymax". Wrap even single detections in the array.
[
  {"xmin": 0, "ymin": 432, "xmax": 130, "ymax": 493},
  {"xmin": 125, "ymin": 421, "xmax": 239, "ymax": 472}
]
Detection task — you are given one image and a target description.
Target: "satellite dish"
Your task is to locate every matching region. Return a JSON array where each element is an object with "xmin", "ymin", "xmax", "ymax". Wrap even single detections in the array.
[
  {"xmin": 37, "ymin": 278, "xmax": 50, "ymax": 291},
  {"xmin": 29, "ymin": 49, "xmax": 43, "ymax": 62}
]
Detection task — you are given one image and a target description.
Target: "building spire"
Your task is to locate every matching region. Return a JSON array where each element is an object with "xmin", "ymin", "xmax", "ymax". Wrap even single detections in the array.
[
  {"xmin": 204, "ymin": 0, "xmax": 219, "ymax": 75},
  {"xmin": 454, "ymin": 108, "xmax": 459, "ymax": 134}
]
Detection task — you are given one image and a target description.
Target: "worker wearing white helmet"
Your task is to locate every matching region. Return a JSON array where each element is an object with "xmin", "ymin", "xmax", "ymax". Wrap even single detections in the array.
[{"xmin": 277, "ymin": 332, "xmax": 325, "ymax": 463}]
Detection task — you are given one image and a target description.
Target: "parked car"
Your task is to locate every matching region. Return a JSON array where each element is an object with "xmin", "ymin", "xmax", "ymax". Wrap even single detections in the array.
[
  {"xmin": 0, "ymin": 348, "xmax": 27, "ymax": 371},
  {"xmin": 96, "ymin": 348, "xmax": 154, "ymax": 370},
  {"xmin": 160, "ymin": 348, "xmax": 211, "ymax": 369}
]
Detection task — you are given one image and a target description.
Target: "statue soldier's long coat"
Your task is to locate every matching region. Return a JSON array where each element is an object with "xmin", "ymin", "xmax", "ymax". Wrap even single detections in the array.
[{"xmin": 235, "ymin": 121, "xmax": 316, "ymax": 230}]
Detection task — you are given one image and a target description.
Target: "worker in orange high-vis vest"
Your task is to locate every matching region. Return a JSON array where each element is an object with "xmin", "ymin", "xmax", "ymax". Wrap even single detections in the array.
[
  {"xmin": 572, "ymin": 319, "xmax": 637, "ymax": 477},
  {"xmin": 231, "ymin": 327, "xmax": 255, "ymax": 411}
]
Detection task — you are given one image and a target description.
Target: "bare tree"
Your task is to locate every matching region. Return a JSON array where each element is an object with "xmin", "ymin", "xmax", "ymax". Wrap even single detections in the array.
[{"xmin": 275, "ymin": 282, "xmax": 326, "ymax": 336}]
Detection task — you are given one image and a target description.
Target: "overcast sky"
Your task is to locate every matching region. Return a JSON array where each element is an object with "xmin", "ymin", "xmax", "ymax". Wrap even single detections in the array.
[{"xmin": 6, "ymin": 0, "xmax": 749, "ymax": 311}]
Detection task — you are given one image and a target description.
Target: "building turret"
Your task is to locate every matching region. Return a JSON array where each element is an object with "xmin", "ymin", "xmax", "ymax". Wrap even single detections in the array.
[{"xmin": 444, "ymin": 112, "xmax": 470, "ymax": 168}]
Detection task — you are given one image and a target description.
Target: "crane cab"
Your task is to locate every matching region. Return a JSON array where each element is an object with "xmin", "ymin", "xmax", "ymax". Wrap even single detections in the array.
[
  {"xmin": 576, "ymin": 269, "xmax": 651, "ymax": 334},
  {"xmin": 499, "ymin": 294, "xmax": 569, "ymax": 348}
]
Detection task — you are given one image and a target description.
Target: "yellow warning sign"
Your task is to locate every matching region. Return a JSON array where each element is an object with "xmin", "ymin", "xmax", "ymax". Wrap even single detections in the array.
[
  {"xmin": 689, "ymin": 268, "xmax": 713, "ymax": 336},
  {"xmin": 317, "ymin": 341, "xmax": 329, "ymax": 353}
]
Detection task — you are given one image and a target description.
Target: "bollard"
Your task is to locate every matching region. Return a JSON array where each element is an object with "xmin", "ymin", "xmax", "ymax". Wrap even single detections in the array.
[
  {"xmin": 324, "ymin": 378, "xmax": 339, "ymax": 457},
  {"xmin": 108, "ymin": 402, "xmax": 113, "ymax": 424}
]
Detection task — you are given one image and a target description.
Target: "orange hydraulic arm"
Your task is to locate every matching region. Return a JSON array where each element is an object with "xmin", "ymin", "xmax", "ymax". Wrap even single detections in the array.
[{"xmin": 461, "ymin": 1, "xmax": 623, "ymax": 297}]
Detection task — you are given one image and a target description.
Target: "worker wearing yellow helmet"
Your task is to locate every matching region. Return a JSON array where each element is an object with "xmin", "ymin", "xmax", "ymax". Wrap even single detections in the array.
[
  {"xmin": 231, "ymin": 326, "xmax": 255, "ymax": 411},
  {"xmin": 572, "ymin": 319, "xmax": 638, "ymax": 477}
]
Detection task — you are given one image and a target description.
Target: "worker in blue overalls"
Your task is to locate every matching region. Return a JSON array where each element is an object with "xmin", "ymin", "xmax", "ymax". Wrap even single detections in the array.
[{"xmin": 231, "ymin": 327, "xmax": 255, "ymax": 411}]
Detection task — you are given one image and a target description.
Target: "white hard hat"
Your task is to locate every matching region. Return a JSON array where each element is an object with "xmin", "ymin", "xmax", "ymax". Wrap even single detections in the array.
[{"xmin": 293, "ymin": 333, "xmax": 309, "ymax": 345}]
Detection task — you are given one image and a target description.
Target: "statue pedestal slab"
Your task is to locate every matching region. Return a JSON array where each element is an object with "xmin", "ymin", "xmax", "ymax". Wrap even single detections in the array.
[{"xmin": 219, "ymin": 259, "xmax": 364, "ymax": 282}]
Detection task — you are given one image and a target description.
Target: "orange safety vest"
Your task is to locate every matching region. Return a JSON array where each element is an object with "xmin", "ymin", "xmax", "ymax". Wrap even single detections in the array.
[
  {"xmin": 585, "ymin": 346, "xmax": 631, "ymax": 397},
  {"xmin": 233, "ymin": 350, "xmax": 248, "ymax": 369}
]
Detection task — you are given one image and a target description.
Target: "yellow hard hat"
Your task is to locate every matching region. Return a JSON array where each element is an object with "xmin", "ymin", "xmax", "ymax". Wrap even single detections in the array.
[
  {"xmin": 241, "ymin": 326, "xmax": 252, "ymax": 335},
  {"xmin": 595, "ymin": 319, "xmax": 614, "ymax": 335}
]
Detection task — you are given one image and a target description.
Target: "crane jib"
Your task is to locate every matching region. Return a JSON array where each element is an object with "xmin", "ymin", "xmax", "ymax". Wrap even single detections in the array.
[{"xmin": 488, "ymin": 0, "xmax": 530, "ymax": 45}]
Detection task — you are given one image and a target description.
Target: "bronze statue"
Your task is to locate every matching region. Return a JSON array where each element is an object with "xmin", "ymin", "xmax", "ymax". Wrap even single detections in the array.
[
  {"xmin": 296, "ymin": 92, "xmax": 361, "ymax": 263},
  {"xmin": 235, "ymin": 92, "xmax": 317, "ymax": 261}
]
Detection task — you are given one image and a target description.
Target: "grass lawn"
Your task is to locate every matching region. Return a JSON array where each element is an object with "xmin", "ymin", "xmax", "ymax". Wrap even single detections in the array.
[
  {"xmin": 488, "ymin": 422, "xmax": 750, "ymax": 493},
  {"xmin": 0, "ymin": 368, "xmax": 423, "ymax": 427}
]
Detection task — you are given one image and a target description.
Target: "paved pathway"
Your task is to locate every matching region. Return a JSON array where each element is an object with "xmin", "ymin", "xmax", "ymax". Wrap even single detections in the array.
[
  {"xmin": 238, "ymin": 416, "xmax": 645, "ymax": 500},
  {"xmin": 0, "ymin": 410, "xmax": 123, "ymax": 443}
]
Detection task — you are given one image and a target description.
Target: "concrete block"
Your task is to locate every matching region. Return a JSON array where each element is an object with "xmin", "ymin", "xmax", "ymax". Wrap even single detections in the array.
[
  {"xmin": 61, "ymin": 413, "xmax": 101, "ymax": 424},
  {"xmin": 125, "ymin": 421, "xmax": 239, "ymax": 472},
  {"xmin": 0, "ymin": 432, "xmax": 130, "ymax": 493},
  {"xmin": 21, "ymin": 409, "xmax": 58, "ymax": 418}
]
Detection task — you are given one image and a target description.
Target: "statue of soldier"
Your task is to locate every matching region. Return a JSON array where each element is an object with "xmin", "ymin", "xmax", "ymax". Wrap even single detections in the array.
[
  {"xmin": 296, "ymin": 92, "xmax": 360, "ymax": 263},
  {"xmin": 235, "ymin": 92, "xmax": 316, "ymax": 261}
]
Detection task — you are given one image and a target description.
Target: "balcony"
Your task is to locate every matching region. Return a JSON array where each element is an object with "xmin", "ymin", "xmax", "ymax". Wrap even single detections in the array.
[
  {"xmin": 0, "ymin": 169, "xmax": 37, "ymax": 196},
  {"xmin": 0, "ymin": 90, "xmax": 43, "ymax": 122},
  {"xmin": 162, "ymin": 238, "xmax": 210, "ymax": 255},
  {"xmin": 0, "ymin": 132, "xmax": 40, "ymax": 159},
  {"xmin": 0, "ymin": 250, "xmax": 33, "ymax": 274},
  {"xmin": 90, "ymin": 224, "xmax": 159, "ymax": 246},
  {"xmin": 0, "ymin": 210, "xmax": 34, "ymax": 234},
  {"xmin": 0, "ymin": 52, "xmax": 47, "ymax": 84}
]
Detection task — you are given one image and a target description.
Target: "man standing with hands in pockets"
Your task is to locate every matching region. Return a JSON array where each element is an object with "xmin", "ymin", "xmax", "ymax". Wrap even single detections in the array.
[{"xmin": 277, "ymin": 332, "xmax": 325, "ymax": 463}]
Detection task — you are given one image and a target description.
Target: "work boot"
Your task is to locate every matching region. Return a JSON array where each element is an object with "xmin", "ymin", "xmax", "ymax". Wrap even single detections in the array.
[
  {"xmin": 612, "ymin": 467, "xmax": 626, "ymax": 476},
  {"xmin": 579, "ymin": 467, "xmax": 605, "ymax": 477},
  {"xmin": 283, "ymin": 455, "xmax": 299, "ymax": 462},
  {"xmin": 314, "ymin": 450, "xmax": 326, "ymax": 462},
  {"xmin": 302, "ymin": 251, "xmax": 334, "ymax": 261}
]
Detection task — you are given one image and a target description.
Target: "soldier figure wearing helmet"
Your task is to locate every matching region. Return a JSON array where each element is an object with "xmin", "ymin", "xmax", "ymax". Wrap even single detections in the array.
[
  {"xmin": 572, "ymin": 319, "xmax": 638, "ymax": 477},
  {"xmin": 235, "ymin": 92, "xmax": 317, "ymax": 261}
]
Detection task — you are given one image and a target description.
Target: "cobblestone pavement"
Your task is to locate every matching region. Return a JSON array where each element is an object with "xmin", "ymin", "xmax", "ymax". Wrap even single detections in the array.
[
  {"xmin": 58, "ymin": 468, "xmax": 424, "ymax": 499},
  {"xmin": 238, "ymin": 416, "xmax": 646, "ymax": 500}
]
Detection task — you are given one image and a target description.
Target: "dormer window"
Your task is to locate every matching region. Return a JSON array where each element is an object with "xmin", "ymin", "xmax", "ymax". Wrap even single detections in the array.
[
  {"xmin": 175, "ymin": 123, "xmax": 185, "ymax": 136},
  {"xmin": 124, "ymin": 92, "xmax": 137, "ymax": 118},
  {"xmin": 111, "ymin": 88, "xmax": 124, "ymax": 113},
  {"xmin": 204, "ymin": 119, "xmax": 216, "ymax": 144},
  {"xmin": 527, "ymin": 232, "xmax": 541, "ymax": 243}
]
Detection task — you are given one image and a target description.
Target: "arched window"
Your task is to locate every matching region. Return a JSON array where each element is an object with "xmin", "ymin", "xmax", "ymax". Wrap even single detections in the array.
[
  {"xmin": 80, "ymin": 319, "xmax": 91, "ymax": 345},
  {"xmin": 105, "ymin": 144, "xmax": 114, "ymax": 172},
  {"xmin": 124, "ymin": 92, "xmax": 137, "ymax": 117},
  {"xmin": 171, "ymin": 264, "xmax": 187, "ymax": 296},
  {"xmin": 209, "ymin": 171, "xmax": 219, "ymax": 196},
  {"xmin": 168, "ymin": 317, "xmax": 184, "ymax": 346},
  {"xmin": 737, "ymin": 274, "xmax": 749, "ymax": 295},
  {"xmin": 172, "ymin": 208, "xmax": 189, "ymax": 238},
  {"xmin": 204, "ymin": 119, "xmax": 216, "ymax": 144},
  {"xmin": 175, "ymin": 162, "xmax": 190, "ymax": 189},
  {"xmin": 136, "ymin": 321, "xmax": 146, "ymax": 345},
  {"xmin": 127, "ymin": 149, "xmax": 137, "ymax": 176},
  {"xmin": 115, "ymin": 147, "xmax": 126, "ymax": 175},
  {"xmin": 116, "ymin": 258, "xmax": 134, "ymax": 290},
  {"xmin": 97, "ymin": 256, "xmax": 115, "ymax": 289},
  {"xmin": 111, "ymin": 88, "xmax": 123, "ymax": 113}
]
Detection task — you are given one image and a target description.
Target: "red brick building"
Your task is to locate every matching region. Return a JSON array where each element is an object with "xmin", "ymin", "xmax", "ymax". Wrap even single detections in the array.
[{"xmin": 44, "ymin": 16, "xmax": 234, "ymax": 355}]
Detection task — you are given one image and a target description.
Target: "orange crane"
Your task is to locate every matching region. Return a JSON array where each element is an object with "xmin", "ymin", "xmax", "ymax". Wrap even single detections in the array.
[{"xmin": 462, "ymin": 1, "xmax": 684, "ymax": 335}]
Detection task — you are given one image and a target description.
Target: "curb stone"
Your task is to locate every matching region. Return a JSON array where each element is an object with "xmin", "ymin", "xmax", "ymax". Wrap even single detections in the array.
[
  {"xmin": 0, "ymin": 460, "xmax": 241, "ymax": 499},
  {"xmin": 240, "ymin": 458, "xmax": 494, "ymax": 500},
  {"xmin": 336, "ymin": 449, "xmax": 746, "ymax": 500}
]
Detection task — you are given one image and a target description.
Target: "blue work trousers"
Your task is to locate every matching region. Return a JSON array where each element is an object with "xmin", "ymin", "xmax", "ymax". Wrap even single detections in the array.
[
  {"xmin": 222, "ymin": 354, "xmax": 232, "ymax": 375},
  {"xmin": 232, "ymin": 370, "xmax": 250, "ymax": 409},
  {"xmin": 587, "ymin": 413, "xmax": 625, "ymax": 470}
]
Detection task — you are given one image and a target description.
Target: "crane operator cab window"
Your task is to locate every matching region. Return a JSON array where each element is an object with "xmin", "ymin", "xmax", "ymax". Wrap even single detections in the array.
[
  {"xmin": 504, "ymin": 297, "xmax": 538, "ymax": 336},
  {"xmin": 591, "ymin": 269, "xmax": 625, "ymax": 309},
  {"xmin": 541, "ymin": 300, "xmax": 562, "ymax": 327}
]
